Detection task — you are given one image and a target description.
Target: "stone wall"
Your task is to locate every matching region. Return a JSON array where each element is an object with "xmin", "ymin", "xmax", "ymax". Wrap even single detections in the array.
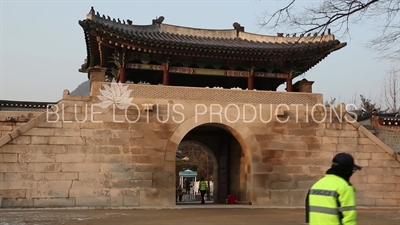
[
  {"xmin": 0, "ymin": 83, "xmax": 398, "ymax": 208},
  {"xmin": 251, "ymin": 120, "xmax": 400, "ymax": 206},
  {"xmin": 372, "ymin": 117, "xmax": 400, "ymax": 154}
]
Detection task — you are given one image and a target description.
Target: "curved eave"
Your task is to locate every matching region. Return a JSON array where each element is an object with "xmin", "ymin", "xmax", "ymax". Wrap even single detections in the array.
[
  {"xmin": 80, "ymin": 22, "xmax": 102, "ymax": 75},
  {"xmin": 80, "ymin": 20, "xmax": 344, "ymax": 58}
]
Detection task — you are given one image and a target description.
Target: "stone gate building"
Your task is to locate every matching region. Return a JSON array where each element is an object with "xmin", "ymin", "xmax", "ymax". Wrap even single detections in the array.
[{"xmin": 0, "ymin": 8, "xmax": 399, "ymax": 208}]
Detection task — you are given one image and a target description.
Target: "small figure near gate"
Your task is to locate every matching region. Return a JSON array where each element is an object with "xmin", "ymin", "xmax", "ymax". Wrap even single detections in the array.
[
  {"xmin": 185, "ymin": 178, "xmax": 191, "ymax": 194},
  {"xmin": 198, "ymin": 177, "xmax": 207, "ymax": 204},
  {"xmin": 176, "ymin": 185, "xmax": 183, "ymax": 202}
]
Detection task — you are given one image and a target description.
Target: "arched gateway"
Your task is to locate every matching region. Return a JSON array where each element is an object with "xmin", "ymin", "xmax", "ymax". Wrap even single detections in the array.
[{"xmin": 166, "ymin": 114, "xmax": 262, "ymax": 204}]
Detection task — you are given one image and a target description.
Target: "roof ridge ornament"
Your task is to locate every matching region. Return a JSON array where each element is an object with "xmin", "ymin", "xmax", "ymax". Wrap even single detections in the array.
[
  {"xmin": 232, "ymin": 22, "xmax": 244, "ymax": 32},
  {"xmin": 89, "ymin": 6, "xmax": 95, "ymax": 15},
  {"xmin": 152, "ymin": 16, "xmax": 165, "ymax": 25}
]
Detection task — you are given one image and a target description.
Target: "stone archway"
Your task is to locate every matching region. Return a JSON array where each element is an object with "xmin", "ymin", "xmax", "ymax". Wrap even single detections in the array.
[{"xmin": 165, "ymin": 113, "xmax": 262, "ymax": 204}]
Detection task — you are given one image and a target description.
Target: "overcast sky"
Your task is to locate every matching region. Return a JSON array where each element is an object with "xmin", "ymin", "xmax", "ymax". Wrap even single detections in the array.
[{"xmin": 0, "ymin": 0, "xmax": 397, "ymax": 103}]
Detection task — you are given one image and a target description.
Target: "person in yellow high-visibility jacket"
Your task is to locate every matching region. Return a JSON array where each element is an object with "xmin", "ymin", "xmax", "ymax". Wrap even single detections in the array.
[
  {"xmin": 307, "ymin": 152, "xmax": 362, "ymax": 225},
  {"xmin": 198, "ymin": 177, "xmax": 207, "ymax": 204}
]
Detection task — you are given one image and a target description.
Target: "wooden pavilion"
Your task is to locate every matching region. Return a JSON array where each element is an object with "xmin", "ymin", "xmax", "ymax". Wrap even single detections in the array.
[{"xmin": 79, "ymin": 7, "xmax": 346, "ymax": 92}]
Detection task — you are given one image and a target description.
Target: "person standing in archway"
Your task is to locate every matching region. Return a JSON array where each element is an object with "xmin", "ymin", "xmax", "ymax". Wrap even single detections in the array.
[
  {"xmin": 198, "ymin": 177, "xmax": 207, "ymax": 204},
  {"xmin": 307, "ymin": 152, "xmax": 362, "ymax": 225},
  {"xmin": 185, "ymin": 178, "xmax": 191, "ymax": 194}
]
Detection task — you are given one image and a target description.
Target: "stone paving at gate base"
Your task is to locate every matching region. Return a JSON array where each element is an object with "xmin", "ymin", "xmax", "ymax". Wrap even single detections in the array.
[{"xmin": 0, "ymin": 207, "xmax": 399, "ymax": 225}]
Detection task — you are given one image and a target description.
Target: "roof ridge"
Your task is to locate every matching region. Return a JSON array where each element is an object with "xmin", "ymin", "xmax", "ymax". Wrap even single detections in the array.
[{"xmin": 85, "ymin": 6, "xmax": 336, "ymax": 42}]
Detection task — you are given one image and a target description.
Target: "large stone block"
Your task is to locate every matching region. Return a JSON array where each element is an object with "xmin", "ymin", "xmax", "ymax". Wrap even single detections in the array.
[
  {"xmin": 0, "ymin": 189, "xmax": 26, "ymax": 198},
  {"xmin": 44, "ymin": 172, "xmax": 78, "ymax": 180},
  {"xmin": 37, "ymin": 181, "xmax": 72, "ymax": 189},
  {"xmin": 24, "ymin": 128, "xmax": 55, "ymax": 136},
  {"xmin": 132, "ymin": 155, "xmax": 164, "ymax": 164},
  {"xmin": 110, "ymin": 189, "xmax": 124, "ymax": 206},
  {"xmin": 0, "ymin": 181, "xmax": 37, "ymax": 189},
  {"xmin": 284, "ymin": 150, "xmax": 308, "ymax": 158},
  {"xmin": 100, "ymin": 163, "xmax": 134, "ymax": 172},
  {"xmin": 28, "ymin": 189, "xmax": 69, "ymax": 198},
  {"xmin": 269, "ymin": 190, "xmax": 289, "ymax": 205},
  {"xmin": 139, "ymin": 188, "xmax": 173, "ymax": 206},
  {"xmin": 84, "ymin": 137, "xmax": 109, "ymax": 145},
  {"xmin": 143, "ymin": 130, "xmax": 173, "ymax": 139},
  {"xmin": 152, "ymin": 172, "xmax": 174, "ymax": 189},
  {"xmin": 375, "ymin": 199, "xmax": 398, "ymax": 206},
  {"xmin": 27, "ymin": 163, "xmax": 61, "ymax": 172},
  {"xmin": 123, "ymin": 189, "xmax": 140, "ymax": 206},
  {"xmin": 288, "ymin": 157, "xmax": 313, "ymax": 166},
  {"xmin": 382, "ymin": 175, "xmax": 400, "ymax": 184},
  {"xmin": 62, "ymin": 163, "xmax": 101, "ymax": 172},
  {"xmin": 48, "ymin": 137, "xmax": 84, "ymax": 145},
  {"xmin": 322, "ymin": 137, "xmax": 338, "ymax": 144},
  {"xmin": 134, "ymin": 164, "xmax": 164, "ymax": 173},
  {"xmin": 262, "ymin": 141, "xmax": 306, "ymax": 151},
  {"xmin": 85, "ymin": 154, "xmax": 105, "ymax": 163},
  {"xmin": 102, "ymin": 155, "xmax": 131, "ymax": 163},
  {"xmin": 0, "ymin": 163, "xmax": 28, "ymax": 172},
  {"xmin": 18, "ymin": 154, "xmax": 56, "ymax": 163},
  {"xmin": 288, "ymin": 128, "xmax": 316, "ymax": 136},
  {"xmin": 366, "ymin": 183, "xmax": 396, "ymax": 191},
  {"xmin": 33, "ymin": 198, "xmax": 75, "ymax": 207},
  {"xmin": 252, "ymin": 189, "xmax": 270, "ymax": 205},
  {"xmin": 55, "ymin": 154, "xmax": 86, "ymax": 163},
  {"xmin": 358, "ymin": 138, "xmax": 375, "ymax": 145},
  {"xmin": 325, "ymin": 130, "xmax": 359, "ymax": 137},
  {"xmin": 251, "ymin": 163, "xmax": 273, "ymax": 174},
  {"xmin": 28, "ymin": 145, "xmax": 65, "ymax": 154},
  {"xmin": 69, "ymin": 188, "xmax": 110, "ymax": 198},
  {"xmin": 4, "ymin": 172, "xmax": 44, "ymax": 181},
  {"xmin": 289, "ymin": 190, "xmax": 308, "ymax": 206},
  {"xmin": 307, "ymin": 143, "xmax": 336, "ymax": 151},
  {"xmin": 1, "ymin": 198, "xmax": 33, "ymax": 208},
  {"xmin": 72, "ymin": 179, "xmax": 112, "ymax": 189},
  {"xmin": 54, "ymin": 128, "xmax": 81, "ymax": 137},
  {"xmin": 30, "ymin": 136, "xmax": 50, "ymax": 145},
  {"xmin": 0, "ymin": 154, "xmax": 18, "ymax": 162},
  {"xmin": 0, "ymin": 145, "xmax": 28, "ymax": 154},
  {"xmin": 272, "ymin": 165, "xmax": 304, "ymax": 174},
  {"xmin": 269, "ymin": 181, "xmax": 297, "ymax": 190}
]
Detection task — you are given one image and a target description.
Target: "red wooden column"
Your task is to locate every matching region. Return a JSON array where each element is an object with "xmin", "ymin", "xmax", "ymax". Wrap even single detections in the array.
[
  {"xmin": 118, "ymin": 66, "xmax": 126, "ymax": 83},
  {"xmin": 247, "ymin": 68, "xmax": 254, "ymax": 90},
  {"xmin": 286, "ymin": 73, "xmax": 293, "ymax": 92},
  {"xmin": 163, "ymin": 63, "xmax": 169, "ymax": 85}
]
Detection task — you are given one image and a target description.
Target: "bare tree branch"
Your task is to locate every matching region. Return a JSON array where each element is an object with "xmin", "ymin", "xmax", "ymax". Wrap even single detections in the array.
[
  {"xmin": 178, "ymin": 142, "xmax": 213, "ymax": 178},
  {"xmin": 258, "ymin": 0, "xmax": 400, "ymax": 60},
  {"xmin": 381, "ymin": 64, "xmax": 400, "ymax": 112}
]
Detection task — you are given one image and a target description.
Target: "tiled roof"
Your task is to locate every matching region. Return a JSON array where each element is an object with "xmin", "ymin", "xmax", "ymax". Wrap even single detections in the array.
[
  {"xmin": 0, "ymin": 100, "xmax": 58, "ymax": 112},
  {"xmin": 79, "ymin": 7, "xmax": 346, "ymax": 62}
]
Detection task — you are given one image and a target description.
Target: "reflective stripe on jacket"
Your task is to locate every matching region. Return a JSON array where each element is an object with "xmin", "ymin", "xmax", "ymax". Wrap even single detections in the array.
[
  {"xmin": 309, "ymin": 174, "xmax": 357, "ymax": 225},
  {"xmin": 199, "ymin": 181, "xmax": 207, "ymax": 191}
]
